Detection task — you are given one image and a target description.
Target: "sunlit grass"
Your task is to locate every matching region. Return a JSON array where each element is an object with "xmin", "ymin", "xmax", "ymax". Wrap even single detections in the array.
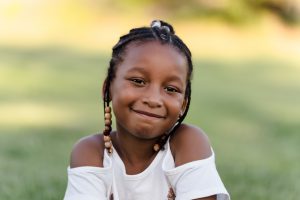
[{"xmin": 0, "ymin": 47, "xmax": 299, "ymax": 200}]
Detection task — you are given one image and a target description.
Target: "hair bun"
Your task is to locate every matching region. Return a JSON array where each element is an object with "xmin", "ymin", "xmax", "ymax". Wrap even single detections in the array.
[{"xmin": 150, "ymin": 20, "xmax": 175, "ymax": 34}]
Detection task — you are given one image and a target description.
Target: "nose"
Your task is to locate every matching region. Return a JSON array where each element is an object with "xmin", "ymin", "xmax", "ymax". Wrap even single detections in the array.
[{"xmin": 142, "ymin": 85, "xmax": 163, "ymax": 108}]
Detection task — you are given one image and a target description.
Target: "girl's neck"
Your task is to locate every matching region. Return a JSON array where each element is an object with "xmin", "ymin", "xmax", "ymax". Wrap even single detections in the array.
[{"xmin": 111, "ymin": 129, "xmax": 159, "ymax": 174}]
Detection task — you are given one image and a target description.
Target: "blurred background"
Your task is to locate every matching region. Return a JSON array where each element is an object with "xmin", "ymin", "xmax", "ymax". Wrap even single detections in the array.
[{"xmin": 0, "ymin": 0, "xmax": 300, "ymax": 199}]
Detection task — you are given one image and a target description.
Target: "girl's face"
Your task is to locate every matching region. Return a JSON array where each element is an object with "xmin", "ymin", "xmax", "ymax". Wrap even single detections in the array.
[{"xmin": 110, "ymin": 41, "xmax": 188, "ymax": 139}]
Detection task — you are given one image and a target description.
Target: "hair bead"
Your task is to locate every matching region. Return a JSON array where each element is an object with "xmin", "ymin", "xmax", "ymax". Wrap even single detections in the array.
[
  {"xmin": 103, "ymin": 130, "xmax": 110, "ymax": 136},
  {"xmin": 153, "ymin": 144, "xmax": 160, "ymax": 152},
  {"xmin": 104, "ymin": 125, "xmax": 111, "ymax": 131},
  {"xmin": 104, "ymin": 113, "xmax": 112, "ymax": 120},
  {"xmin": 104, "ymin": 119, "xmax": 112, "ymax": 126},
  {"xmin": 103, "ymin": 135, "xmax": 111, "ymax": 142},
  {"xmin": 104, "ymin": 141, "xmax": 112, "ymax": 148},
  {"xmin": 105, "ymin": 106, "xmax": 111, "ymax": 113},
  {"xmin": 103, "ymin": 106, "xmax": 113, "ymax": 154}
]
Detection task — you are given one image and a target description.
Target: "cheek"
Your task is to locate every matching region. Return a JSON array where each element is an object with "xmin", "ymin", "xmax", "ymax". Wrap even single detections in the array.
[
  {"xmin": 112, "ymin": 84, "xmax": 137, "ymax": 103},
  {"xmin": 110, "ymin": 82, "xmax": 140, "ymax": 116},
  {"xmin": 166, "ymin": 96, "xmax": 185, "ymax": 115}
]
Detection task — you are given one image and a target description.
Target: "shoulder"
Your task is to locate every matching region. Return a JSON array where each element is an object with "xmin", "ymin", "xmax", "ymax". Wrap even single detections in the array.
[
  {"xmin": 170, "ymin": 124, "xmax": 212, "ymax": 167},
  {"xmin": 69, "ymin": 133, "xmax": 104, "ymax": 168}
]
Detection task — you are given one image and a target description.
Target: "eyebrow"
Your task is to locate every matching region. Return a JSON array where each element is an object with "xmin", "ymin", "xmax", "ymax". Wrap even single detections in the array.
[
  {"xmin": 126, "ymin": 66, "xmax": 147, "ymax": 74},
  {"xmin": 167, "ymin": 75, "xmax": 185, "ymax": 83}
]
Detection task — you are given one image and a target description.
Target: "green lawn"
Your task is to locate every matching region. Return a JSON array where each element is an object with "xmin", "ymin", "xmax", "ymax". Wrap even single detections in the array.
[{"xmin": 0, "ymin": 46, "xmax": 299, "ymax": 200}]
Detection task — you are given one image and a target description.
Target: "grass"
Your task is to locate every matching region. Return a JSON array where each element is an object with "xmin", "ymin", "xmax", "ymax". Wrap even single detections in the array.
[{"xmin": 0, "ymin": 46, "xmax": 299, "ymax": 200}]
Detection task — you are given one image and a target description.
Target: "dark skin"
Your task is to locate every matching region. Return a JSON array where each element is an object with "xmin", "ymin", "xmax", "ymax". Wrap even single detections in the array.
[{"xmin": 70, "ymin": 41, "xmax": 216, "ymax": 200}]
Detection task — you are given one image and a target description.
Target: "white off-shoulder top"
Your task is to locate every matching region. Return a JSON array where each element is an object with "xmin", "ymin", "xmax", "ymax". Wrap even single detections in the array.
[{"xmin": 64, "ymin": 140, "xmax": 230, "ymax": 200}]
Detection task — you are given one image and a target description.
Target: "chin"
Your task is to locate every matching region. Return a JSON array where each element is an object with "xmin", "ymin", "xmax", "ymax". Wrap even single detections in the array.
[{"xmin": 132, "ymin": 127, "xmax": 163, "ymax": 140}]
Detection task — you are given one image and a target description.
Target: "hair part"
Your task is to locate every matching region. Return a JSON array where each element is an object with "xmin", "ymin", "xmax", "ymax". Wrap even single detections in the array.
[{"xmin": 103, "ymin": 20, "xmax": 193, "ymax": 150}]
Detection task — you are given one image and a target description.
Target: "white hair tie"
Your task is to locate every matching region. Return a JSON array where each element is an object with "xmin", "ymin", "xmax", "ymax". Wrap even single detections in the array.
[{"xmin": 151, "ymin": 20, "xmax": 161, "ymax": 28}]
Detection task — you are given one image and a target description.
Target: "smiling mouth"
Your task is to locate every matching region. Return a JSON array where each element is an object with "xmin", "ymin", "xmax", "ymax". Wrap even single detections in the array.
[{"xmin": 131, "ymin": 108, "xmax": 165, "ymax": 119}]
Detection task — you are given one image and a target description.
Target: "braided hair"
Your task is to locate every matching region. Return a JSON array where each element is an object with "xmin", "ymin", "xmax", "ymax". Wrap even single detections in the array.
[{"xmin": 103, "ymin": 20, "xmax": 193, "ymax": 150}]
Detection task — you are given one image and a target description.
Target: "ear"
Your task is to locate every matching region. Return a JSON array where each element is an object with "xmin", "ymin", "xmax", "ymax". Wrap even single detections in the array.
[{"xmin": 102, "ymin": 78, "xmax": 111, "ymax": 101}]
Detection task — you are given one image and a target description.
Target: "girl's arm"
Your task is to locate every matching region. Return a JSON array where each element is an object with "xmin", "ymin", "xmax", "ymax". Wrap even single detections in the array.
[
  {"xmin": 70, "ymin": 134, "xmax": 104, "ymax": 168},
  {"xmin": 64, "ymin": 134, "xmax": 111, "ymax": 200},
  {"xmin": 170, "ymin": 124, "xmax": 218, "ymax": 200},
  {"xmin": 170, "ymin": 124, "xmax": 212, "ymax": 168}
]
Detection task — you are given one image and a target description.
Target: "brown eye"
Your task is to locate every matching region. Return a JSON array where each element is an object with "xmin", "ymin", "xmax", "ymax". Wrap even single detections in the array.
[
  {"xmin": 129, "ymin": 78, "xmax": 145, "ymax": 86},
  {"xmin": 165, "ymin": 86, "xmax": 180, "ymax": 93}
]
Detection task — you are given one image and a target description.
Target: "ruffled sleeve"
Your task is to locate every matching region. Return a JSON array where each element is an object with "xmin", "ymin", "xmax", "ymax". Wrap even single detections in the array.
[
  {"xmin": 162, "ymin": 145, "xmax": 230, "ymax": 200},
  {"xmin": 63, "ymin": 151, "xmax": 112, "ymax": 200}
]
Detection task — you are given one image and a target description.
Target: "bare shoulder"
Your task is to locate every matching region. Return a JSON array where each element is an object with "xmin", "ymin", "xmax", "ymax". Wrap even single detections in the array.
[
  {"xmin": 170, "ymin": 124, "xmax": 212, "ymax": 167},
  {"xmin": 69, "ymin": 133, "xmax": 104, "ymax": 168}
]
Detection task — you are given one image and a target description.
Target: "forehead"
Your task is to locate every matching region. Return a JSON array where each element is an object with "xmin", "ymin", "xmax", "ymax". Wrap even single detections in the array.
[{"xmin": 116, "ymin": 41, "xmax": 188, "ymax": 79}]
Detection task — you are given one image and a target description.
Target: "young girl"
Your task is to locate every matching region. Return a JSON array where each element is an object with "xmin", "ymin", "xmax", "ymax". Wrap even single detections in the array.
[{"xmin": 64, "ymin": 20, "xmax": 230, "ymax": 200}]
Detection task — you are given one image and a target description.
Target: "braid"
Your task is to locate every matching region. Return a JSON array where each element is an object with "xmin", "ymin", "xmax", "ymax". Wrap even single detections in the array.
[{"xmin": 103, "ymin": 20, "xmax": 193, "ymax": 151}]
